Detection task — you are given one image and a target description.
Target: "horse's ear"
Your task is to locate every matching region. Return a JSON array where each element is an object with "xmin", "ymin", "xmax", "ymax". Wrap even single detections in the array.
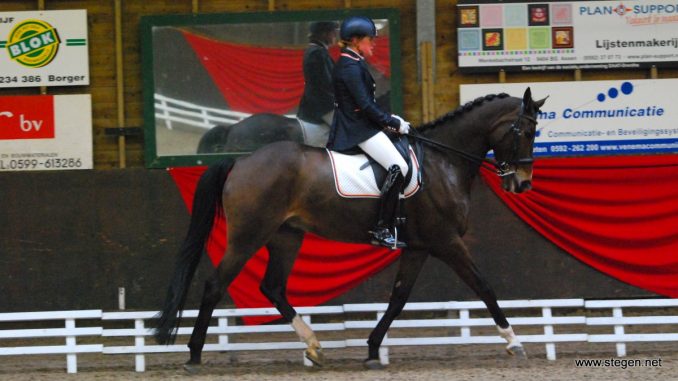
[
  {"xmin": 522, "ymin": 87, "xmax": 532, "ymax": 106},
  {"xmin": 534, "ymin": 96, "xmax": 548, "ymax": 110}
]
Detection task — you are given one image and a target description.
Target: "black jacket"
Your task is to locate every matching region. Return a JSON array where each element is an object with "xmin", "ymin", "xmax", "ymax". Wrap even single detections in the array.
[
  {"xmin": 297, "ymin": 41, "xmax": 335, "ymax": 124},
  {"xmin": 326, "ymin": 48, "xmax": 400, "ymax": 152}
]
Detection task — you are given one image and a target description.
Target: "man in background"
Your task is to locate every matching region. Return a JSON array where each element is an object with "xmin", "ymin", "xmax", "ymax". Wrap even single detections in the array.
[{"xmin": 297, "ymin": 21, "xmax": 338, "ymax": 146}]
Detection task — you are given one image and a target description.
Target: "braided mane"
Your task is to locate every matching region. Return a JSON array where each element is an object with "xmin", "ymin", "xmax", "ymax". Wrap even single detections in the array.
[{"xmin": 417, "ymin": 93, "xmax": 510, "ymax": 132}]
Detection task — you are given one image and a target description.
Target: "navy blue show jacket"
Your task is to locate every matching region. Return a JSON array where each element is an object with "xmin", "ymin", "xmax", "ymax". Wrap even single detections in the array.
[
  {"xmin": 297, "ymin": 41, "xmax": 335, "ymax": 124},
  {"xmin": 326, "ymin": 48, "xmax": 400, "ymax": 152}
]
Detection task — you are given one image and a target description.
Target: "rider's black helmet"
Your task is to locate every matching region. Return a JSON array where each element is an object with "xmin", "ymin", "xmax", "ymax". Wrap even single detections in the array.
[
  {"xmin": 339, "ymin": 16, "xmax": 377, "ymax": 41},
  {"xmin": 309, "ymin": 21, "xmax": 338, "ymax": 37}
]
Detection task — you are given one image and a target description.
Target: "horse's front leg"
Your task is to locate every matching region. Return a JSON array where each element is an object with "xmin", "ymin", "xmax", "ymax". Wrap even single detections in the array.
[
  {"xmin": 431, "ymin": 236, "xmax": 526, "ymax": 358},
  {"xmin": 365, "ymin": 249, "xmax": 428, "ymax": 369}
]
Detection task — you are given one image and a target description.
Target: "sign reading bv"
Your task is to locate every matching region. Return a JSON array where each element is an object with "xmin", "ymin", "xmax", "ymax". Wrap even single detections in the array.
[
  {"xmin": 0, "ymin": 94, "xmax": 93, "ymax": 171},
  {"xmin": 0, "ymin": 96, "xmax": 55, "ymax": 139},
  {"xmin": 0, "ymin": 10, "xmax": 88, "ymax": 88}
]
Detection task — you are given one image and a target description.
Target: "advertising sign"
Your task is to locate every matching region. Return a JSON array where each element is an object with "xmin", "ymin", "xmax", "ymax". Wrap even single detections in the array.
[
  {"xmin": 457, "ymin": 0, "xmax": 678, "ymax": 72},
  {"xmin": 0, "ymin": 94, "xmax": 93, "ymax": 171},
  {"xmin": 460, "ymin": 79, "xmax": 678, "ymax": 156},
  {"xmin": 0, "ymin": 10, "xmax": 89, "ymax": 87}
]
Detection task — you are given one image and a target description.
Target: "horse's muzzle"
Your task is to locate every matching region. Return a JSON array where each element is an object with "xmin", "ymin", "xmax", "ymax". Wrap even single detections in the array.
[
  {"xmin": 518, "ymin": 180, "xmax": 532, "ymax": 192},
  {"xmin": 502, "ymin": 173, "xmax": 532, "ymax": 194}
]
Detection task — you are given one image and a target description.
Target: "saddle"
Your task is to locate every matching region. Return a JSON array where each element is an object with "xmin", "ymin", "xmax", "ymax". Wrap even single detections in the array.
[{"xmin": 327, "ymin": 135, "xmax": 424, "ymax": 199}]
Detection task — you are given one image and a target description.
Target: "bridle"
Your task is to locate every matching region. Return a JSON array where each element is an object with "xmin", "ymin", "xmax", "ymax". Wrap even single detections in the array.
[
  {"xmin": 406, "ymin": 103, "xmax": 538, "ymax": 177},
  {"xmin": 492, "ymin": 104, "xmax": 538, "ymax": 176}
]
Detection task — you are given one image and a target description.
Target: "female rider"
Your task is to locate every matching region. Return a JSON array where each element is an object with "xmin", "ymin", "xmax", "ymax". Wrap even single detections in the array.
[{"xmin": 326, "ymin": 16, "xmax": 410, "ymax": 249}]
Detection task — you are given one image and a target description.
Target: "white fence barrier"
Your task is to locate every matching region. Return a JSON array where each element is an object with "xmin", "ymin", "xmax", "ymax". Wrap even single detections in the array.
[
  {"xmin": 0, "ymin": 310, "xmax": 103, "ymax": 373},
  {"xmin": 2, "ymin": 299, "xmax": 677, "ymax": 373},
  {"xmin": 585, "ymin": 299, "xmax": 678, "ymax": 357},
  {"xmin": 154, "ymin": 93, "xmax": 251, "ymax": 131}
]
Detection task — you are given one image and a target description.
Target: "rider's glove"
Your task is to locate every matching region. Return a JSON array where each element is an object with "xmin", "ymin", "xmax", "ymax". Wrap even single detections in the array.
[{"xmin": 392, "ymin": 114, "xmax": 410, "ymax": 135}]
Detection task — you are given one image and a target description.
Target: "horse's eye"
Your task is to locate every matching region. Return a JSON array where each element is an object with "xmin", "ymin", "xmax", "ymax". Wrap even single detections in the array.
[{"xmin": 524, "ymin": 131, "xmax": 534, "ymax": 140}]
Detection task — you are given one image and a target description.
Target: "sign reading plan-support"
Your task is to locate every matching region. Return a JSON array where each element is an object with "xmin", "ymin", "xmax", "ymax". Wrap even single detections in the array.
[
  {"xmin": 0, "ymin": 10, "xmax": 89, "ymax": 87},
  {"xmin": 457, "ymin": 0, "xmax": 678, "ymax": 72}
]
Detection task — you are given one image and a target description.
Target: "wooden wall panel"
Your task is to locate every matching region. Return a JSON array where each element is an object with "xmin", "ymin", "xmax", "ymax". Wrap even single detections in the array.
[{"xmin": 0, "ymin": 1, "xmax": 676, "ymax": 169}]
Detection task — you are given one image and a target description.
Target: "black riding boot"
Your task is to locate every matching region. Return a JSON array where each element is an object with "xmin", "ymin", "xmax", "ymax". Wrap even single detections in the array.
[{"xmin": 369, "ymin": 165, "xmax": 406, "ymax": 249}]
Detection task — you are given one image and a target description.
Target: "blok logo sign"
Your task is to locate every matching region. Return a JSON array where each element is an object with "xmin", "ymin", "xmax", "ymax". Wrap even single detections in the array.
[
  {"xmin": 0, "ymin": 96, "xmax": 55, "ymax": 139},
  {"xmin": 6, "ymin": 19, "xmax": 60, "ymax": 68}
]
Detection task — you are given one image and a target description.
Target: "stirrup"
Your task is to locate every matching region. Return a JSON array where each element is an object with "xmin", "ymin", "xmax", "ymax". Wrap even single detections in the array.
[{"xmin": 369, "ymin": 227, "xmax": 406, "ymax": 249}]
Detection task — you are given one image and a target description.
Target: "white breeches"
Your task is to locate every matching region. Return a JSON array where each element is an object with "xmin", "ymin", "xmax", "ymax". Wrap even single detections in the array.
[{"xmin": 358, "ymin": 131, "xmax": 409, "ymax": 176}]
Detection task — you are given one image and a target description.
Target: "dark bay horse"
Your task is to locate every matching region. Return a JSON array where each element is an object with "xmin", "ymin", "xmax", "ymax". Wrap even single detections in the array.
[
  {"xmin": 196, "ymin": 113, "xmax": 303, "ymax": 153},
  {"xmin": 155, "ymin": 88, "xmax": 546, "ymax": 371}
]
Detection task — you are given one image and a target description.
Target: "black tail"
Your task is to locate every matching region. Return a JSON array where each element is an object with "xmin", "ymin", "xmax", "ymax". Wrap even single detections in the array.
[{"xmin": 153, "ymin": 159, "xmax": 234, "ymax": 344}]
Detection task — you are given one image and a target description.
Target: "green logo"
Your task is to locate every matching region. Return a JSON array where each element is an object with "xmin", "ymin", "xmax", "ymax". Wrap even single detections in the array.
[{"xmin": 6, "ymin": 19, "xmax": 60, "ymax": 68}]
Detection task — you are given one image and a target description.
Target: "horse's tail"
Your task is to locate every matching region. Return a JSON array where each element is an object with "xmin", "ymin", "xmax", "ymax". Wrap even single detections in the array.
[{"xmin": 153, "ymin": 159, "xmax": 234, "ymax": 345}]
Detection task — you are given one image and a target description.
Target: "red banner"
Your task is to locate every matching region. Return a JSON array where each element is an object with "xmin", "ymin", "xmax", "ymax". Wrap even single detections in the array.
[
  {"xmin": 0, "ymin": 95, "xmax": 54, "ymax": 140},
  {"xmin": 479, "ymin": 154, "xmax": 678, "ymax": 297}
]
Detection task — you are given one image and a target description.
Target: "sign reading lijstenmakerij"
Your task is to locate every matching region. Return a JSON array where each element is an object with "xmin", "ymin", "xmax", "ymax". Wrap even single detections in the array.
[
  {"xmin": 0, "ymin": 10, "xmax": 88, "ymax": 87},
  {"xmin": 457, "ymin": 0, "xmax": 678, "ymax": 72}
]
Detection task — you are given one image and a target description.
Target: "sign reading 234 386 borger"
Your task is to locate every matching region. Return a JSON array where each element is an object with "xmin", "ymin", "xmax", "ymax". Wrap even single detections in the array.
[{"xmin": 0, "ymin": 10, "xmax": 88, "ymax": 88}]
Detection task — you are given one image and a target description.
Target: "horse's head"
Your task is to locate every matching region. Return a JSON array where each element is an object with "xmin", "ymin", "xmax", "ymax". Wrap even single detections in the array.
[{"xmin": 490, "ymin": 87, "xmax": 546, "ymax": 193}]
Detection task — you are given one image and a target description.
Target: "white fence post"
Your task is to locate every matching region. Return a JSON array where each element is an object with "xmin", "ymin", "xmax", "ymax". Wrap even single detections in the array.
[
  {"xmin": 65, "ymin": 318, "xmax": 77, "ymax": 374},
  {"xmin": 613, "ymin": 307, "xmax": 626, "ymax": 357},
  {"xmin": 459, "ymin": 309, "xmax": 471, "ymax": 338},
  {"xmin": 218, "ymin": 317, "xmax": 229, "ymax": 347},
  {"xmin": 134, "ymin": 319, "xmax": 146, "ymax": 372},
  {"xmin": 542, "ymin": 307, "xmax": 556, "ymax": 360}
]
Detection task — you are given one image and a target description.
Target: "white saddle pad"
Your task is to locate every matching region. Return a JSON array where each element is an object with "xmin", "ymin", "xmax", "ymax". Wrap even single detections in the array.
[{"xmin": 327, "ymin": 148, "xmax": 421, "ymax": 199}]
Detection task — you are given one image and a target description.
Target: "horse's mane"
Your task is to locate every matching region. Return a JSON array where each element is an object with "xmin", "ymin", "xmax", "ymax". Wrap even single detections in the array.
[{"xmin": 417, "ymin": 93, "xmax": 511, "ymax": 132}]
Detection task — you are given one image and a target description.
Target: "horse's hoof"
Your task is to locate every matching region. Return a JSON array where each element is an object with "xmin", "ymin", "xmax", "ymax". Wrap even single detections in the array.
[
  {"xmin": 507, "ymin": 345, "xmax": 528, "ymax": 359},
  {"xmin": 305, "ymin": 347, "xmax": 325, "ymax": 367},
  {"xmin": 363, "ymin": 358, "xmax": 385, "ymax": 370},
  {"xmin": 183, "ymin": 361, "xmax": 203, "ymax": 374}
]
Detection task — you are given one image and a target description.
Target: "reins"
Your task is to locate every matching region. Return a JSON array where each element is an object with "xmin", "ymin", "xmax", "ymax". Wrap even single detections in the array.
[
  {"xmin": 406, "ymin": 104, "xmax": 538, "ymax": 177},
  {"xmin": 405, "ymin": 129, "xmax": 504, "ymax": 175}
]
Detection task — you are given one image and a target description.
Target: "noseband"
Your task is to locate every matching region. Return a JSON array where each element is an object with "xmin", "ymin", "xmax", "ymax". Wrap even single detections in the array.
[
  {"xmin": 494, "ymin": 107, "xmax": 538, "ymax": 177},
  {"xmin": 407, "ymin": 103, "xmax": 538, "ymax": 177}
]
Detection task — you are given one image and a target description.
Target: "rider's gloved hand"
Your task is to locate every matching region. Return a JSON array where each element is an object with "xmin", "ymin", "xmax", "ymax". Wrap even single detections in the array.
[{"xmin": 392, "ymin": 114, "xmax": 410, "ymax": 135}]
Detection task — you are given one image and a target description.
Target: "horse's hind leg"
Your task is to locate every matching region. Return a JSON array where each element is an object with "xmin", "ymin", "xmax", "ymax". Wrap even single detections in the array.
[
  {"xmin": 185, "ymin": 245, "xmax": 256, "ymax": 370},
  {"xmin": 432, "ymin": 236, "xmax": 526, "ymax": 358},
  {"xmin": 260, "ymin": 226, "xmax": 326, "ymax": 366},
  {"xmin": 365, "ymin": 249, "xmax": 428, "ymax": 369}
]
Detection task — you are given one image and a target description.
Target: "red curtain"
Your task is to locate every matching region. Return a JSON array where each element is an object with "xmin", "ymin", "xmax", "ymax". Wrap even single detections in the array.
[
  {"xmin": 168, "ymin": 167, "xmax": 401, "ymax": 324},
  {"xmin": 182, "ymin": 30, "xmax": 391, "ymax": 114},
  {"xmin": 480, "ymin": 154, "xmax": 678, "ymax": 297},
  {"xmin": 182, "ymin": 31, "xmax": 305, "ymax": 114}
]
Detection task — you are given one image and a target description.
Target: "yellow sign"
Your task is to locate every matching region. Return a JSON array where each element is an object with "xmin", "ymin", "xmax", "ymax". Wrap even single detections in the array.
[{"xmin": 6, "ymin": 19, "xmax": 60, "ymax": 68}]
